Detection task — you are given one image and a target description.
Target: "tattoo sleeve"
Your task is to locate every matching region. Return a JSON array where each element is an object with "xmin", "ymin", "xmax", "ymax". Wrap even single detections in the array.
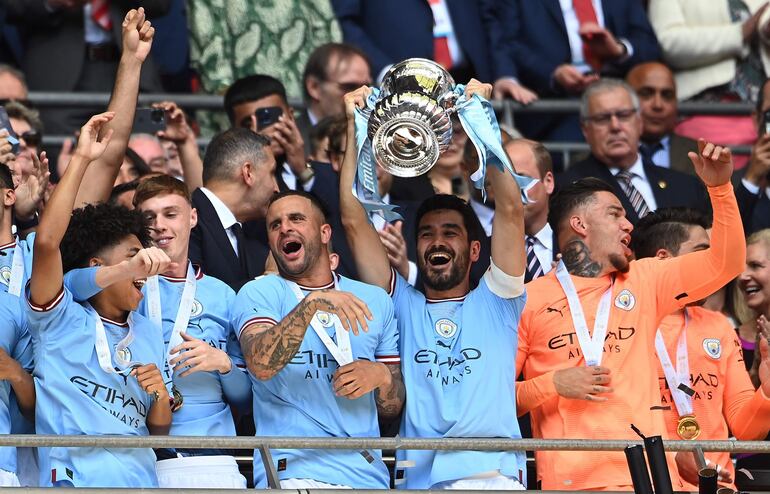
[
  {"xmin": 375, "ymin": 363, "xmax": 405, "ymax": 417},
  {"xmin": 562, "ymin": 239, "xmax": 602, "ymax": 277},
  {"xmin": 240, "ymin": 297, "xmax": 322, "ymax": 380}
]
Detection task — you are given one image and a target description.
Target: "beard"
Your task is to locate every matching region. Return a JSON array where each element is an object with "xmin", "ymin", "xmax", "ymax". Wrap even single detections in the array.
[
  {"xmin": 273, "ymin": 236, "xmax": 322, "ymax": 277},
  {"xmin": 418, "ymin": 246, "xmax": 470, "ymax": 291},
  {"xmin": 608, "ymin": 252, "xmax": 631, "ymax": 274}
]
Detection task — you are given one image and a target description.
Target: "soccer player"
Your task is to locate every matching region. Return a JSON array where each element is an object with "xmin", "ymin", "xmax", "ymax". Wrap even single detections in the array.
[
  {"xmin": 0, "ymin": 162, "xmax": 36, "ymax": 297},
  {"xmin": 64, "ymin": 175, "xmax": 252, "ymax": 487},
  {"xmin": 632, "ymin": 208, "xmax": 770, "ymax": 490},
  {"xmin": 515, "ymin": 141, "xmax": 746, "ymax": 490},
  {"xmin": 232, "ymin": 189, "xmax": 403, "ymax": 489},
  {"xmin": 27, "ymin": 112, "xmax": 172, "ymax": 487},
  {"xmin": 339, "ymin": 82, "xmax": 529, "ymax": 489},
  {"xmin": 0, "ymin": 289, "xmax": 34, "ymax": 486}
]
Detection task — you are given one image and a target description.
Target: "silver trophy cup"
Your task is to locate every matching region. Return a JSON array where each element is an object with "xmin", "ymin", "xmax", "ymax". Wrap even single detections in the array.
[{"xmin": 367, "ymin": 58, "xmax": 457, "ymax": 177}]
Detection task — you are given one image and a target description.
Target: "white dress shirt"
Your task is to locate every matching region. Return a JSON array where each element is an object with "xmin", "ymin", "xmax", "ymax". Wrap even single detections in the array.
[
  {"xmin": 649, "ymin": 135, "xmax": 670, "ymax": 168},
  {"xmin": 199, "ymin": 187, "xmax": 240, "ymax": 256},
  {"xmin": 281, "ymin": 163, "xmax": 316, "ymax": 192},
  {"xmin": 531, "ymin": 222, "xmax": 556, "ymax": 276},
  {"xmin": 470, "ymin": 199, "xmax": 495, "ymax": 237},
  {"xmin": 609, "ymin": 155, "xmax": 658, "ymax": 212},
  {"xmin": 558, "ymin": 0, "xmax": 632, "ymax": 73}
]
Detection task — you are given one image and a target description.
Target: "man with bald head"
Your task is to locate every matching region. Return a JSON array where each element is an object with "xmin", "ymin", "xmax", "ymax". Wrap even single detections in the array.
[{"xmin": 626, "ymin": 62, "xmax": 698, "ymax": 175}]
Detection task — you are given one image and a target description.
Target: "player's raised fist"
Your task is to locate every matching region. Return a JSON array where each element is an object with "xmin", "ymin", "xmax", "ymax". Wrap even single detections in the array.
[{"xmin": 688, "ymin": 139, "xmax": 733, "ymax": 188}]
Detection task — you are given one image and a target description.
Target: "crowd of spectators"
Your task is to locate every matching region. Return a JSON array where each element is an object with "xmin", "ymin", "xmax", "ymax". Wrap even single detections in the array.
[{"xmin": 1, "ymin": 0, "xmax": 770, "ymax": 491}]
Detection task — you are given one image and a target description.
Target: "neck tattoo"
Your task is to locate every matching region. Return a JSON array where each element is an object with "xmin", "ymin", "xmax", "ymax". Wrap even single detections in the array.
[{"xmin": 562, "ymin": 239, "xmax": 602, "ymax": 278}]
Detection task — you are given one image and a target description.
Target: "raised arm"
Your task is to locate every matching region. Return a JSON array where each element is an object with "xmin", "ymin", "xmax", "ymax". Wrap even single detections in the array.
[
  {"xmin": 74, "ymin": 8, "xmax": 155, "ymax": 207},
  {"xmin": 30, "ymin": 113, "xmax": 114, "ymax": 307},
  {"xmin": 338, "ymin": 87, "xmax": 392, "ymax": 291},
  {"xmin": 154, "ymin": 101, "xmax": 203, "ymax": 192},
  {"xmin": 240, "ymin": 289, "xmax": 372, "ymax": 380}
]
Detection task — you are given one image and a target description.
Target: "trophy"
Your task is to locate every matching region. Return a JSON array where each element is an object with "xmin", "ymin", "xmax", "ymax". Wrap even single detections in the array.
[{"xmin": 366, "ymin": 58, "xmax": 457, "ymax": 177}]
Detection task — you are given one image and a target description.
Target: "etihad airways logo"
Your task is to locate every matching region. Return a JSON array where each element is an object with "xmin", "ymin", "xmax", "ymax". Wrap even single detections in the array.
[
  {"xmin": 70, "ymin": 375, "xmax": 148, "ymax": 428},
  {"xmin": 413, "ymin": 348, "xmax": 482, "ymax": 387}
]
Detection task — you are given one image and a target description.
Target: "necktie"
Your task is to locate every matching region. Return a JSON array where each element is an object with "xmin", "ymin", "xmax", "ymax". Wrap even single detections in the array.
[
  {"xmin": 90, "ymin": 0, "xmax": 113, "ymax": 31},
  {"xmin": 639, "ymin": 141, "xmax": 663, "ymax": 167},
  {"xmin": 429, "ymin": 0, "xmax": 453, "ymax": 69},
  {"xmin": 572, "ymin": 0, "xmax": 601, "ymax": 70},
  {"xmin": 615, "ymin": 170, "xmax": 651, "ymax": 219},
  {"xmin": 230, "ymin": 223, "xmax": 249, "ymax": 274},
  {"xmin": 525, "ymin": 236, "xmax": 544, "ymax": 283}
]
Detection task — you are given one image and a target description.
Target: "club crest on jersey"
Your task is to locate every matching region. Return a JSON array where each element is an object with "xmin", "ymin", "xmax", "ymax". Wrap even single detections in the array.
[
  {"xmin": 316, "ymin": 311, "xmax": 335, "ymax": 328},
  {"xmin": 703, "ymin": 338, "xmax": 721, "ymax": 359},
  {"xmin": 435, "ymin": 318, "xmax": 457, "ymax": 339},
  {"xmin": 116, "ymin": 346, "xmax": 132, "ymax": 363},
  {"xmin": 0, "ymin": 266, "xmax": 10, "ymax": 286},
  {"xmin": 190, "ymin": 299, "xmax": 203, "ymax": 318},
  {"xmin": 614, "ymin": 289, "xmax": 636, "ymax": 311}
]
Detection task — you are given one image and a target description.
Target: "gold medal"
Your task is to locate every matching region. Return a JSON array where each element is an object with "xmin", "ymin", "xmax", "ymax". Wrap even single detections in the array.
[
  {"xmin": 677, "ymin": 415, "xmax": 701, "ymax": 440},
  {"xmin": 171, "ymin": 385, "xmax": 184, "ymax": 412}
]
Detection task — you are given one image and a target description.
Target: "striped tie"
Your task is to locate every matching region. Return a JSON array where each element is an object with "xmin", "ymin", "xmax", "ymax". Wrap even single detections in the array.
[
  {"xmin": 91, "ymin": 0, "xmax": 113, "ymax": 31},
  {"xmin": 525, "ymin": 236, "xmax": 544, "ymax": 283},
  {"xmin": 615, "ymin": 170, "xmax": 650, "ymax": 219}
]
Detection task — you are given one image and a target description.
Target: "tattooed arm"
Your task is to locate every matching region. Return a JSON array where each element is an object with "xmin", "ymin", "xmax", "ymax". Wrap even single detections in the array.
[
  {"xmin": 375, "ymin": 363, "xmax": 405, "ymax": 417},
  {"xmin": 332, "ymin": 360, "xmax": 405, "ymax": 417},
  {"xmin": 561, "ymin": 239, "xmax": 603, "ymax": 277},
  {"xmin": 240, "ymin": 290, "xmax": 374, "ymax": 380}
]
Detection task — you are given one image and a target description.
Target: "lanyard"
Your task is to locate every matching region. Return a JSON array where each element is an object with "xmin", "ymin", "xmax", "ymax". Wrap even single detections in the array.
[
  {"xmin": 288, "ymin": 277, "xmax": 353, "ymax": 366},
  {"xmin": 7, "ymin": 243, "xmax": 24, "ymax": 297},
  {"xmin": 90, "ymin": 303, "xmax": 140, "ymax": 374},
  {"xmin": 146, "ymin": 263, "xmax": 198, "ymax": 371},
  {"xmin": 554, "ymin": 261, "xmax": 613, "ymax": 366},
  {"xmin": 655, "ymin": 310, "xmax": 693, "ymax": 417}
]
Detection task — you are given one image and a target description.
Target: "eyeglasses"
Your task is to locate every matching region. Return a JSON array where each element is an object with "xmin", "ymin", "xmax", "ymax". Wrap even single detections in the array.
[
  {"xmin": 19, "ymin": 131, "xmax": 41, "ymax": 148},
  {"xmin": 582, "ymin": 108, "xmax": 638, "ymax": 126}
]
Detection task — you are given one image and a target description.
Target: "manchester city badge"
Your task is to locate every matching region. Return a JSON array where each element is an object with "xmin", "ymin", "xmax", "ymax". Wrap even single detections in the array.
[
  {"xmin": 316, "ymin": 311, "xmax": 335, "ymax": 328},
  {"xmin": 435, "ymin": 318, "xmax": 458, "ymax": 339},
  {"xmin": 703, "ymin": 338, "xmax": 722, "ymax": 359},
  {"xmin": 614, "ymin": 289, "xmax": 636, "ymax": 311}
]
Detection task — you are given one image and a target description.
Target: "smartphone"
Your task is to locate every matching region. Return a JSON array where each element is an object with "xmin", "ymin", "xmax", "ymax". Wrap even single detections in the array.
[
  {"xmin": 255, "ymin": 107, "xmax": 283, "ymax": 131},
  {"xmin": 0, "ymin": 108, "xmax": 19, "ymax": 154},
  {"xmin": 763, "ymin": 110, "xmax": 770, "ymax": 135},
  {"xmin": 132, "ymin": 108, "xmax": 166, "ymax": 134}
]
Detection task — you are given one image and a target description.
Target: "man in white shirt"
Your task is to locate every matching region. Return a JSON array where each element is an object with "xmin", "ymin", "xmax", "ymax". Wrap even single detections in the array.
[{"xmin": 559, "ymin": 79, "xmax": 710, "ymax": 225}]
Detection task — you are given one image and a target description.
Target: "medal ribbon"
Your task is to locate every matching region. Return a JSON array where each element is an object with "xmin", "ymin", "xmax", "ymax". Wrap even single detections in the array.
[
  {"xmin": 554, "ymin": 261, "xmax": 613, "ymax": 366},
  {"xmin": 146, "ymin": 262, "xmax": 198, "ymax": 371},
  {"xmin": 90, "ymin": 303, "xmax": 141, "ymax": 374},
  {"xmin": 8, "ymin": 243, "xmax": 24, "ymax": 297},
  {"xmin": 654, "ymin": 310, "xmax": 693, "ymax": 418},
  {"xmin": 288, "ymin": 277, "xmax": 353, "ymax": 366}
]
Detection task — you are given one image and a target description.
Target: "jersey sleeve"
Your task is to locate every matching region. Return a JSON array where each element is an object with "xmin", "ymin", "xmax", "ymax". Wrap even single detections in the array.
[
  {"xmin": 12, "ymin": 315, "xmax": 34, "ymax": 373},
  {"xmin": 649, "ymin": 183, "xmax": 745, "ymax": 318},
  {"xmin": 230, "ymin": 275, "xmax": 285, "ymax": 339},
  {"xmin": 24, "ymin": 284, "xmax": 82, "ymax": 340},
  {"xmin": 476, "ymin": 275, "xmax": 527, "ymax": 334},
  {"xmin": 63, "ymin": 267, "xmax": 102, "ymax": 302},
  {"xmin": 374, "ymin": 294, "xmax": 400, "ymax": 365},
  {"xmin": 222, "ymin": 287, "xmax": 247, "ymax": 371}
]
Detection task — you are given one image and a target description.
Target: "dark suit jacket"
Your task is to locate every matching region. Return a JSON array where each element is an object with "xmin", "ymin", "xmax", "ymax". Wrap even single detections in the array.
[
  {"xmin": 559, "ymin": 155, "xmax": 710, "ymax": 225},
  {"xmin": 6, "ymin": 0, "xmax": 168, "ymax": 91},
  {"xmin": 505, "ymin": 0, "xmax": 660, "ymax": 96},
  {"xmin": 667, "ymin": 133, "xmax": 699, "ymax": 176},
  {"xmin": 189, "ymin": 188, "xmax": 270, "ymax": 291},
  {"xmin": 332, "ymin": 0, "xmax": 510, "ymax": 82},
  {"xmin": 733, "ymin": 172, "xmax": 770, "ymax": 236}
]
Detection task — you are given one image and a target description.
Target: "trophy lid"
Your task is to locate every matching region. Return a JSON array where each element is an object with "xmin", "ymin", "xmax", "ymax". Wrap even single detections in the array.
[{"xmin": 380, "ymin": 58, "xmax": 456, "ymax": 105}]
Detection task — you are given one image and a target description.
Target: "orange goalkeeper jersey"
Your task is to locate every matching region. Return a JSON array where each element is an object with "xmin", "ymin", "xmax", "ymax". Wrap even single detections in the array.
[
  {"xmin": 516, "ymin": 183, "xmax": 745, "ymax": 490},
  {"xmin": 658, "ymin": 307, "xmax": 770, "ymax": 491}
]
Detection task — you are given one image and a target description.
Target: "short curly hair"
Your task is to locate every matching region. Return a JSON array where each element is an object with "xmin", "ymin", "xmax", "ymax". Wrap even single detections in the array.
[{"xmin": 60, "ymin": 203, "xmax": 152, "ymax": 272}]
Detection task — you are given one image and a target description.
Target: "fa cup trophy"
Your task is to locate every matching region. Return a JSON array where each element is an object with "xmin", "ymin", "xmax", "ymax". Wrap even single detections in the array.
[{"xmin": 366, "ymin": 58, "xmax": 457, "ymax": 177}]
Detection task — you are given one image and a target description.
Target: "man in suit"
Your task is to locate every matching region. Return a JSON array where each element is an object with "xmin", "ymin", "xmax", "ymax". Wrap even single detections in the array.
[
  {"xmin": 503, "ymin": 0, "xmax": 660, "ymax": 144},
  {"xmin": 189, "ymin": 128, "xmax": 279, "ymax": 291},
  {"xmin": 626, "ymin": 62, "xmax": 698, "ymax": 175},
  {"xmin": 736, "ymin": 77, "xmax": 770, "ymax": 235},
  {"xmin": 331, "ymin": 0, "xmax": 535, "ymax": 102},
  {"xmin": 560, "ymin": 79, "xmax": 709, "ymax": 226},
  {"xmin": 5, "ymin": 1, "xmax": 169, "ymax": 135},
  {"xmin": 300, "ymin": 43, "xmax": 371, "ymax": 151}
]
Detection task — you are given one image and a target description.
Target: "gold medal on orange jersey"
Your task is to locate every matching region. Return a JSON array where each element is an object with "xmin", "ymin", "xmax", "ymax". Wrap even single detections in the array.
[{"xmin": 677, "ymin": 415, "xmax": 701, "ymax": 440}]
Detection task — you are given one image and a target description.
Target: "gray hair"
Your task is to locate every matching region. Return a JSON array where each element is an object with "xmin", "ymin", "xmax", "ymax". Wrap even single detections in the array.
[
  {"xmin": 202, "ymin": 127, "xmax": 271, "ymax": 184},
  {"xmin": 579, "ymin": 78, "xmax": 640, "ymax": 120},
  {"xmin": 0, "ymin": 64, "xmax": 27, "ymax": 88}
]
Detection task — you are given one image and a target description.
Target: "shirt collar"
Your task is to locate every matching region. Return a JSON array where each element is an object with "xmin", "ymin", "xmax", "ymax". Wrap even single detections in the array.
[
  {"xmin": 532, "ymin": 222, "xmax": 554, "ymax": 251},
  {"xmin": 307, "ymin": 109, "xmax": 319, "ymax": 126},
  {"xmin": 200, "ymin": 187, "xmax": 239, "ymax": 231},
  {"xmin": 609, "ymin": 154, "xmax": 647, "ymax": 181},
  {"xmin": 470, "ymin": 198, "xmax": 494, "ymax": 235}
]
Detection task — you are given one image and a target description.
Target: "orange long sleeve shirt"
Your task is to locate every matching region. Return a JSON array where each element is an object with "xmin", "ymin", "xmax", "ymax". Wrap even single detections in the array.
[
  {"xmin": 658, "ymin": 307, "xmax": 770, "ymax": 491},
  {"xmin": 515, "ymin": 183, "xmax": 745, "ymax": 490}
]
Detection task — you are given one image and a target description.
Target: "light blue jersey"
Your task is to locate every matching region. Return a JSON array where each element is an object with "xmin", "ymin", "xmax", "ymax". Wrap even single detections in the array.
[
  {"xmin": 0, "ymin": 233, "xmax": 34, "ymax": 296},
  {"xmin": 65, "ymin": 264, "xmax": 252, "ymax": 438},
  {"xmin": 136, "ymin": 265, "xmax": 251, "ymax": 436},
  {"xmin": 389, "ymin": 268, "xmax": 527, "ymax": 489},
  {"xmin": 231, "ymin": 273, "xmax": 400, "ymax": 488},
  {"xmin": 25, "ymin": 287, "xmax": 166, "ymax": 487},
  {"xmin": 0, "ymin": 290, "xmax": 33, "ymax": 474}
]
